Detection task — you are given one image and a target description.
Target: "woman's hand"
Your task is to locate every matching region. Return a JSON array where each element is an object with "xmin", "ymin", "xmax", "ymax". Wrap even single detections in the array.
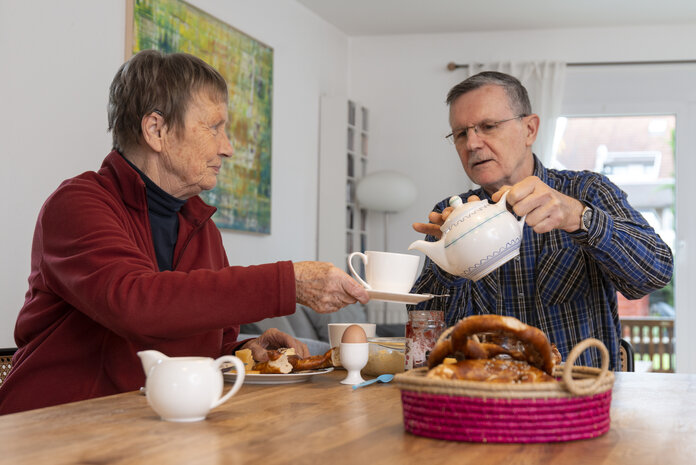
[{"xmin": 294, "ymin": 261, "xmax": 369, "ymax": 314}]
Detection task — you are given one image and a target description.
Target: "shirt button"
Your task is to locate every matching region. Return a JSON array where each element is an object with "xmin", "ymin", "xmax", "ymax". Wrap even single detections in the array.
[{"xmin": 518, "ymin": 292, "xmax": 524, "ymax": 297}]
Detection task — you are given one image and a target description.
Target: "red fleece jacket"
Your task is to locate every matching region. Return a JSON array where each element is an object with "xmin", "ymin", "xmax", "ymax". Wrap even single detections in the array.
[{"xmin": 0, "ymin": 151, "xmax": 296, "ymax": 414}]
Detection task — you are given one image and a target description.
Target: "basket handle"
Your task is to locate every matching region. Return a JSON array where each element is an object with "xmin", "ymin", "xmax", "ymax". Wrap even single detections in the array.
[{"xmin": 562, "ymin": 338, "xmax": 610, "ymax": 396}]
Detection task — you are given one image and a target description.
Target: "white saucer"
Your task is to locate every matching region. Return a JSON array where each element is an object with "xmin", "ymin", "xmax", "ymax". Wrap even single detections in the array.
[
  {"xmin": 223, "ymin": 368, "xmax": 333, "ymax": 385},
  {"xmin": 366, "ymin": 289, "xmax": 446, "ymax": 304}
]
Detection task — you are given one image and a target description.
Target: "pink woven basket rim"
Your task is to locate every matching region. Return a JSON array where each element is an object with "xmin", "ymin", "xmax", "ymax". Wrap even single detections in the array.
[{"xmin": 401, "ymin": 389, "xmax": 611, "ymax": 409}]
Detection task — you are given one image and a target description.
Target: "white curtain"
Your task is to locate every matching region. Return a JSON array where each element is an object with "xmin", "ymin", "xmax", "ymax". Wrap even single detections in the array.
[{"xmin": 466, "ymin": 61, "xmax": 566, "ymax": 166}]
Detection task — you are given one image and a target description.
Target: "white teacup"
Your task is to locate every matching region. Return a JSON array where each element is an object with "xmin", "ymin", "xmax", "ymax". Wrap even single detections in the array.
[
  {"xmin": 138, "ymin": 351, "xmax": 245, "ymax": 422},
  {"xmin": 328, "ymin": 323, "xmax": 377, "ymax": 349},
  {"xmin": 347, "ymin": 251, "xmax": 420, "ymax": 293}
]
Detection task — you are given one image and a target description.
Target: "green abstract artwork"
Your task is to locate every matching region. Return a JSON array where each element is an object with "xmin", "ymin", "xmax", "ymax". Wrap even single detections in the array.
[{"xmin": 131, "ymin": 0, "xmax": 273, "ymax": 233}]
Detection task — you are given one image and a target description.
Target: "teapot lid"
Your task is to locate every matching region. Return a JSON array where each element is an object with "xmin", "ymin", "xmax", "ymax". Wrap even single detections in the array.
[{"xmin": 440, "ymin": 195, "xmax": 483, "ymax": 234}]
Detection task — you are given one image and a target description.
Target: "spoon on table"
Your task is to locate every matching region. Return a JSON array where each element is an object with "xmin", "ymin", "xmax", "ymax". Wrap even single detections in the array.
[{"xmin": 352, "ymin": 374, "xmax": 395, "ymax": 390}]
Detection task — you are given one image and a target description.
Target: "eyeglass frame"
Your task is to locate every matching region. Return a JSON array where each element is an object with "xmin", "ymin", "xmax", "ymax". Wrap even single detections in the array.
[{"xmin": 445, "ymin": 114, "xmax": 528, "ymax": 144}]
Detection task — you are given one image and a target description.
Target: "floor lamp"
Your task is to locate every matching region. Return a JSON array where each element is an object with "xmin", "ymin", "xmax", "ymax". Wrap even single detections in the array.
[
  {"xmin": 356, "ymin": 171, "xmax": 417, "ymax": 321},
  {"xmin": 355, "ymin": 170, "xmax": 417, "ymax": 252}
]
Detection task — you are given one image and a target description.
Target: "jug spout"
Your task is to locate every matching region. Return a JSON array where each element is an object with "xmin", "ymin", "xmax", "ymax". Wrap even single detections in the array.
[
  {"xmin": 408, "ymin": 239, "xmax": 450, "ymax": 274},
  {"xmin": 137, "ymin": 350, "xmax": 168, "ymax": 376}
]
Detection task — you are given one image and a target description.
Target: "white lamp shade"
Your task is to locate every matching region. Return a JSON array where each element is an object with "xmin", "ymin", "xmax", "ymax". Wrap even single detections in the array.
[{"xmin": 356, "ymin": 171, "xmax": 417, "ymax": 212}]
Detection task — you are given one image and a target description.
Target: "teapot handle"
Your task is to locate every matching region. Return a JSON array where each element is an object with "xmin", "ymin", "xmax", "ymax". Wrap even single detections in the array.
[
  {"xmin": 211, "ymin": 355, "xmax": 245, "ymax": 409},
  {"xmin": 498, "ymin": 190, "xmax": 527, "ymax": 231},
  {"xmin": 347, "ymin": 252, "xmax": 371, "ymax": 289}
]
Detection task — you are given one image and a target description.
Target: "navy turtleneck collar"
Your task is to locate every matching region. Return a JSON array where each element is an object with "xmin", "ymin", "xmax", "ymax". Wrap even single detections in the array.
[{"xmin": 121, "ymin": 155, "xmax": 185, "ymax": 271}]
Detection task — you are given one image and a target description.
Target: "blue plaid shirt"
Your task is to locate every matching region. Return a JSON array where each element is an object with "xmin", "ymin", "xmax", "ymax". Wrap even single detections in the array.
[{"xmin": 409, "ymin": 155, "xmax": 674, "ymax": 369}]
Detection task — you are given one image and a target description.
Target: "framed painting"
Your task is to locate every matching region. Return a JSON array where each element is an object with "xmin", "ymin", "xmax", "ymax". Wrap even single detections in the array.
[{"xmin": 126, "ymin": 0, "xmax": 273, "ymax": 234}]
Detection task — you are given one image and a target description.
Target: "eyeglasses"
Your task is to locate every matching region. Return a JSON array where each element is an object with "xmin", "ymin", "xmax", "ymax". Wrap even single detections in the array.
[{"xmin": 445, "ymin": 114, "xmax": 527, "ymax": 144}]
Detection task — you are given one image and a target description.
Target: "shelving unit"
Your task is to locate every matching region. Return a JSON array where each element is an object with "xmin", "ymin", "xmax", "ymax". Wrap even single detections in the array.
[
  {"xmin": 317, "ymin": 96, "xmax": 369, "ymax": 274},
  {"xmin": 345, "ymin": 101, "xmax": 369, "ymax": 272},
  {"xmin": 318, "ymin": 97, "xmax": 383, "ymax": 323}
]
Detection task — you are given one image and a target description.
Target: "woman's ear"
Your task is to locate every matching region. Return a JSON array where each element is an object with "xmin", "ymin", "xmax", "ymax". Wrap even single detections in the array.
[
  {"xmin": 524, "ymin": 113, "xmax": 540, "ymax": 147},
  {"xmin": 141, "ymin": 111, "xmax": 165, "ymax": 152}
]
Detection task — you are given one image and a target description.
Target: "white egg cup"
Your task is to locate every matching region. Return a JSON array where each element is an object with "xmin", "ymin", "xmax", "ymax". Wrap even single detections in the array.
[{"xmin": 340, "ymin": 342, "xmax": 369, "ymax": 385}]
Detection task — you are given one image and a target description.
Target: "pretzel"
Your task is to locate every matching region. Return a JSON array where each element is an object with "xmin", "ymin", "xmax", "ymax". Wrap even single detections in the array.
[
  {"xmin": 465, "ymin": 338, "xmax": 528, "ymax": 362},
  {"xmin": 427, "ymin": 315, "xmax": 556, "ymax": 375},
  {"xmin": 253, "ymin": 349, "xmax": 293, "ymax": 374},
  {"xmin": 427, "ymin": 358, "xmax": 555, "ymax": 383},
  {"xmin": 427, "ymin": 338, "xmax": 455, "ymax": 369},
  {"xmin": 253, "ymin": 348, "xmax": 335, "ymax": 374},
  {"xmin": 287, "ymin": 349, "xmax": 334, "ymax": 371}
]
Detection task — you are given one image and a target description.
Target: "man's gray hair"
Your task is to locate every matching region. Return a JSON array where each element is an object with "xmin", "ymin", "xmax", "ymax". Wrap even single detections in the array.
[{"xmin": 446, "ymin": 71, "xmax": 532, "ymax": 116}]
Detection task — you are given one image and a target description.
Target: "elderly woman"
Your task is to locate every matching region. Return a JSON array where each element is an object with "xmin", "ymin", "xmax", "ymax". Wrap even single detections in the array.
[{"xmin": 0, "ymin": 50, "xmax": 368, "ymax": 414}]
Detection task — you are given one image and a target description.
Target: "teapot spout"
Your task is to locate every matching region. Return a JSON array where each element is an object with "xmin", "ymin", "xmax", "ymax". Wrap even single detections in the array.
[
  {"xmin": 137, "ymin": 350, "xmax": 168, "ymax": 376},
  {"xmin": 408, "ymin": 239, "xmax": 450, "ymax": 274}
]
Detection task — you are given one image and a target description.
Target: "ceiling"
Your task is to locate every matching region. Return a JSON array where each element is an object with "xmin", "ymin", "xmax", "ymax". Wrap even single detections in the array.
[{"xmin": 296, "ymin": 0, "xmax": 696, "ymax": 36}]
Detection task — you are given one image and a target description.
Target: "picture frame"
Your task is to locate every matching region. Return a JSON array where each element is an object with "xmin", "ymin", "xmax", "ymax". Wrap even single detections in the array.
[{"xmin": 126, "ymin": 0, "xmax": 273, "ymax": 234}]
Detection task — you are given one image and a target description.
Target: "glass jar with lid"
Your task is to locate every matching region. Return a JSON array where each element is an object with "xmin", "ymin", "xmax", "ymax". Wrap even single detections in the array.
[{"xmin": 404, "ymin": 310, "xmax": 445, "ymax": 370}]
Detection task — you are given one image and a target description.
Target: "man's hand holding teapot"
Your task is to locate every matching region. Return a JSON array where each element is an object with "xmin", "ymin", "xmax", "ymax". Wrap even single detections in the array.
[
  {"xmin": 492, "ymin": 177, "xmax": 585, "ymax": 234},
  {"xmin": 413, "ymin": 176, "xmax": 585, "ymax": 238}
]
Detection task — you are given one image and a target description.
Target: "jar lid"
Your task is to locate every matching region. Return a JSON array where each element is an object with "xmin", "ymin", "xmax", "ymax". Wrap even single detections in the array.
[{"xmin": 409, "ymin": 310, "xmax": 445, "ymax": 320}]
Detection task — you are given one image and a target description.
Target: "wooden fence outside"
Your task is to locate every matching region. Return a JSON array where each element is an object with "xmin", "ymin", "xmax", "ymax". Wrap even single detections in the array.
[{"xmin": 620, "ymin": 316, "xmax": 675, "ymax": 372}]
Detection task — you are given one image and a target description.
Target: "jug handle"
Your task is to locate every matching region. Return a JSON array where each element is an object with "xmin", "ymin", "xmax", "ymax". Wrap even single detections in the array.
[
  {"xmin": 211, "ymin": 355, "xmax": 245, "ymax": 409},
  {"xmin": 347, "ymin": 252, "xmax": 371, "ymax": 289},
  {"xmin": 498, "ymin": 190, "xmax": 527, "ymax": 231}
]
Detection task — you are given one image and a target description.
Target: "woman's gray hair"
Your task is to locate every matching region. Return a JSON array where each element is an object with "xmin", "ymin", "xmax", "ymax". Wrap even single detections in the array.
[
  {"xmin": 107, "ymin": 50, "xmax": 228, "ymax": 152},
  {"xmin": 446, "ymin": 71, "xmax": 532, "ymax": 116}
]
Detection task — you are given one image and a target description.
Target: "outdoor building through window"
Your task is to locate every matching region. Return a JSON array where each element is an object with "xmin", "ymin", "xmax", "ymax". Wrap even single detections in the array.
[{"xmin": 551, "ymin": 115, "xmax": 676, "ymax": 372}]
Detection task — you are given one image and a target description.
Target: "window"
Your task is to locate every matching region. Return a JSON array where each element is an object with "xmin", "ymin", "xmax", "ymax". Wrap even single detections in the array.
[{"xmin": 552, "ymin": 115, "xmax": 676, "ymax": 371}]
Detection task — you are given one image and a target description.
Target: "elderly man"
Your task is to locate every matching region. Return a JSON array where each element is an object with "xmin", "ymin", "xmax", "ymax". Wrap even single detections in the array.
[
  {"xmin": 410, "ymin": 71, "xmax": 673, "ymax": 369},
  {"xmin": 0, "ymin": 50, "xmax": 368, "ymax": 414}
]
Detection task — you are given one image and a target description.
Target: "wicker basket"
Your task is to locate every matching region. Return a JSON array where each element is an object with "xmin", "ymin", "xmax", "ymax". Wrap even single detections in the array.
[{"xmin": 395, "ymin": 338, "xmax": 614, "ymax": 443}]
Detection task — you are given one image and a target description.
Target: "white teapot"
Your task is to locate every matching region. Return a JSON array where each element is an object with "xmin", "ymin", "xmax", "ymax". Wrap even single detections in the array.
[
  {"xmin": 137, "ymin": 350, "xmax": 245, "ymax": 422},
  {"xmin": 408, "ymin": 191, "xmax": 525, "ymax": 281}
]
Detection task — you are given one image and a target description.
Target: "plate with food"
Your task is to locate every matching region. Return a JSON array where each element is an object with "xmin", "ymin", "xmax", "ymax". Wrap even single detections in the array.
[
  {"xmin": 223, "ymin": 347, "xmax": 338, "ymax": 384},
  {"xmin": 224, "ymin": 367, "xmax": 333, "ymax": 385}
]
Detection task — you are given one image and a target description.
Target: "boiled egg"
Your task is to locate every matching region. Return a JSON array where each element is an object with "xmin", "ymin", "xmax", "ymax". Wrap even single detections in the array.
[{"xmin": 341, "ymin": 324, "xmax": 367, "ymax": 343}]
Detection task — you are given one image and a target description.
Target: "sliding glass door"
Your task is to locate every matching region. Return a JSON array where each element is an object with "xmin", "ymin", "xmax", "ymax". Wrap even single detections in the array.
[{"xmin": 551, "ymin": 115, "xmax": 675, "ymax": 372}]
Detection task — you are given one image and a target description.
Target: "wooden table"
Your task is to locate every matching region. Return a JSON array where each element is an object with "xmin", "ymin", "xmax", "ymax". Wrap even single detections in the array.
[{"xmin": 0, "ymin": 371, "xmax": 694, "ymax": 464}]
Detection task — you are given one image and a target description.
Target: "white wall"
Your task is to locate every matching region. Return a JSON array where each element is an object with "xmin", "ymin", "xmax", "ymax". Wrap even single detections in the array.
[
  {"xmin": 0, "ymin": 0, "xmax": 349, "ymax": 347},
  {"xmin": 349, "ymin": 25, "xmax": 696, "ymax": 371}
]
